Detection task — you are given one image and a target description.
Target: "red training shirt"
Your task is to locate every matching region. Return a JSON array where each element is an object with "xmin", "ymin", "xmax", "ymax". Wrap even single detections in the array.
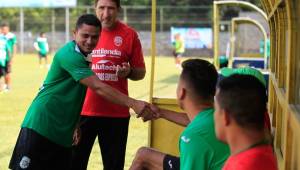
[
  {"xmin": 81, "ymin": 21, "xmax": 145, "ymax": 117},
  {"xmin": 222, "ymin": 145, "xmax": 278, "ymax": 170}
]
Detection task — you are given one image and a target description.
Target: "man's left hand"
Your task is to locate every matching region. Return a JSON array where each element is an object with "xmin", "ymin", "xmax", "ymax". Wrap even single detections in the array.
[{"xmin": 116, "ymin": 62, "xmax": 131, "ymax": 78}]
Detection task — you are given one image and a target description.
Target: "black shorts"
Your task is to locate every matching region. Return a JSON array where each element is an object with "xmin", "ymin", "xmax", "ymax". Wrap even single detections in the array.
[
  {"xmin": 9, "ymin": 128, "xmax": 72, "ymax": 170},
  {"xmin": 0, "ymin": 65, "xmax": 6, "ymax": 77},
  {"xmin": 71, "ymin": 116, "xmax": 130, "ymax": 170},
  {"xmin": 163, "ymin": 154, "xmax": 180, "ymax": 170},
  {"xmin": 173, "ymin": 52, "xmax": 183, "ymax": 58},
  {"xmin": 38, "ymin": 52, "xmax": 47, "ymax": 58},
  {"xmin": 4, "ymin": 60, "xmax": 11, "ymax": 73}
]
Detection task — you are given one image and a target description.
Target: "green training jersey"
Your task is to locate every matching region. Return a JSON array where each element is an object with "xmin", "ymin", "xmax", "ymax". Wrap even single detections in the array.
[
  {"xmin": 173, "ymin": 39, "xmax": 185, "ymax": 53},
  {"xmin": 179, "ymin": 108, "xmax": 230, "ymax": 170},
  {"xmin": 0, "ymin": 35, "xmax": 9, "ymax": 67},
  {"xmin": 4, "ymin": 32, "xmax": 17, "ymax": 61},
  {"xmin": 22, "ymin": 41, "xmax": 94, "ymax": 147},
  {"xmin": 260, "ymin": 39, "xmax": 270, "ymax": 58},
  {"xmin": 34, "ymin": 37, "xmax": 49, "ymax": 56}
]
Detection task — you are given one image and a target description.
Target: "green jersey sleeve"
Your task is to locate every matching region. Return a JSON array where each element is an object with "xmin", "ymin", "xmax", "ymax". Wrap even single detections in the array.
[
  {"xmin": 180, "ymin": 136, "xmax": 214, "ymax": 170},
  {"xmin": 11, "ymin": 35, "xmax": 17, "ymax": 45},
  {"xmin": 58, "ymin": 51, "xmax": 94, "ymax": 82}
]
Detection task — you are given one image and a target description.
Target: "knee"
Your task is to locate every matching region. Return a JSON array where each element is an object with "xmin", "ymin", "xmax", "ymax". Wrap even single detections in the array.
[
  {"xmin": 135, "ymin": 147, "xmax": 150, "ymax": 160},
  {"xmin": 130, "ymin": 147, "xmax": 151, "ymax": 170}
]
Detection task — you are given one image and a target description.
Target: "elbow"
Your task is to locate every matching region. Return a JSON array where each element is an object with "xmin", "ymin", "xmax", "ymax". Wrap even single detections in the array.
[
  {"xmin": 130, "ymin": 74, "xmax": 145, "ymax": 81},
  {"xmin": 129, "ymin": 70, "xmax": 146, "ymax": 81}
]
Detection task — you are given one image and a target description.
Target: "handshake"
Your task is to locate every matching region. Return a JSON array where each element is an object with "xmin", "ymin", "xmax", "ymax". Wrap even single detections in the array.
[
  {"xmin": 73, "ymin": 100, "xmax": 162, "ymax": 146},
  {"xmin": 131, "ymin": 99, "xmax": 162, "ymax": 122}
]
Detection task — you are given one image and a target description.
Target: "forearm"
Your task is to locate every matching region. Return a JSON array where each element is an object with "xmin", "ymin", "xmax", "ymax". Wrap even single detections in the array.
[
  {"xmin": 128, "ymin": 68, "xmax": 145, "ymax": 81},
  {"xmin": 93, "ymin": 81, "xmax": 135, "ymax": 108},
  {"xmin": 80, "ymin": 75, "xmax": 148, "ymax": 115},
  {"xmin": 159, "ymin": 108, "xmax": 190, "ymax": 126},
  {"xmin": 80, "ymin": 75, "xmax": 134, "ymax": 107}
]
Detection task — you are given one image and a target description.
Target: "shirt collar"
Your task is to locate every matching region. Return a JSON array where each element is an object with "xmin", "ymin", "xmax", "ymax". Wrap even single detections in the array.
[{"xmin": 74, "ymin": 41, "xmax": 87, "ymax": 57}]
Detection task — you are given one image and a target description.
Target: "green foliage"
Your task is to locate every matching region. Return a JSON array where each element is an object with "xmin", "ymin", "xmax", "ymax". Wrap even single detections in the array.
[
  {"xmin": 122, "ymin": 0, "xmax": 150, "ymax": 6},
  {"xmin": 0, "ymin": 8, "xmax": 19, "ymax": 30},
  {"xmin": 24, "ymin": 8, "xmax": 53, "ymax": 32},
  {"xmin": 0, "ymin": 0, "xmax": 262, "ymax": 32},
  {"xmin": 78, "ymin": 0, "xmax": 94, "ymax": 6}
]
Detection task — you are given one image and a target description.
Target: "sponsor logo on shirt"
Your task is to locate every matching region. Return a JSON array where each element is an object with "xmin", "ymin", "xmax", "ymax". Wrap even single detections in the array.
[
  {"xmin": 96, "ymin": 60, "xmax": 113, "ymax": 64},
  {"xmin": 92, "ymin": 48, "xmax": 121, "ymax": 58},
  {"xmin": 96, "ymin": 72, "xmax": 118, "ymax": 81},
  {"xmin": 19, "ymin": 156, "xmax": 31, "ymax": 169},
  {"xmin": 114, "ymin": 36, "xmax": 123, "ymax": 46},
  {"xmin": 92, "ymin": 62, "xmax": 119, "ymax": 82},
  {"xmin": 92, "ymin": 63, "xmax": 117, "ymax": 71},
  {"xmin": 181, "ymin": 136, "xmax": 191, "ymax": 143}
]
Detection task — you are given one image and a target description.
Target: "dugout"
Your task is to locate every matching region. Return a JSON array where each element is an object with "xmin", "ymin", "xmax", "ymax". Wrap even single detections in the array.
[
  {"xmin": 229, "ymin": 17, "xmax": 268, "ymax": 69},
  {"xmin": 228, "ymin": 17, "xmax": 270, "ymax": 88},
  {"xmin": 149, "ymin": 0, "xmax": 300, "ymax": 169},
  {"xmin": 148, "ymin": 0, "xmax": 269, "ymax": 157}
]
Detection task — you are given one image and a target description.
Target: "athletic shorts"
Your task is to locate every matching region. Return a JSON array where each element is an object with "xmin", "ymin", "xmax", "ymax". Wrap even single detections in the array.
[
  {"xmin": 0, "ymin": 65, "xmax": 6, "ymax": 77},
  {"xmin": 173, "ymin": 52, "xmax": 183, "ymax": 58},
  {"xmin": 9, "ymin": 128, "xmax": 72, "ymax": 170},
  {"xmin": 163, "ymin": 154, "xmax": 180, "ymax": 170},
  {"xmin": 38, "ymin": 52, "xmax": 47, "ymax": 58},
  {"xmin": 5, "ymin": 60, "xmax": 11, "ymax": 73}
]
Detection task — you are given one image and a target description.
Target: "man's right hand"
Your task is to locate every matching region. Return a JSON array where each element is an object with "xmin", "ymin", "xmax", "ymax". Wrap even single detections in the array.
[{"xmin": 135, "ymin": 103, "xmax": 161, "ymax": 122}]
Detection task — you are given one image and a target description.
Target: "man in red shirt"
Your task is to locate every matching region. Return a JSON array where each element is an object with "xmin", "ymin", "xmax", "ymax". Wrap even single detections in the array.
[
  {"xmin": 214, "ymin": 74, "xmax": 278, "ymax": 170},
  {"xmin": 71, "ymin": 0, "xmax": 146, "ymax": 169}
]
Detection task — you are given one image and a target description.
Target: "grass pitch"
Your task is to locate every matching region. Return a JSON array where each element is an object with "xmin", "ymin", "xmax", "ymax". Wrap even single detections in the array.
[{"xmin": 0, "ymin": 54, "xmax": 185, "ymax": 169}]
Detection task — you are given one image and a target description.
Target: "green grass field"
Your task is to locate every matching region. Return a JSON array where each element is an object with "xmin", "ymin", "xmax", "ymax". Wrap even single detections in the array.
[{"xmin": 0, "ymin": 54, "xmax": 183, "ymax": 169}]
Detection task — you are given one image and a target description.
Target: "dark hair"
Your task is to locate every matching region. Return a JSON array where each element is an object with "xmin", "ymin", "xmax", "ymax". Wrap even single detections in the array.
[
  {"xmin": 217, "ymin": 74, "xmax": 267, "ymax": 131},
  {"xmin": 0, "ymin": 22, "xmax": 9, "ymax": 27},
  {"xmin": 76, "ymin": 14, "xmax": 101, "ymax": 30},
  {"xmin": 181, "ymin": 59, "xmax": 218, "ymax": 103},
  {"xmin": 94, "ymin": 0, "xmax": 120, "ymax": 8},
  {"xmin": 40, "ymin": 32, "xmax": 45, "ymax": 36}
]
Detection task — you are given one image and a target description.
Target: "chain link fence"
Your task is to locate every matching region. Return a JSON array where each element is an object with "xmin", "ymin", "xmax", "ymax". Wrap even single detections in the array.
[{"xmin": 0, "ymin": 6, "xmax": 267, "ymax": 57}]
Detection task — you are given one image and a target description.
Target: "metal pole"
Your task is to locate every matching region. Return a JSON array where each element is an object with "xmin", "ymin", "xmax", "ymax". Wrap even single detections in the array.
[
  {"xmin": 51, "ymin": 9, "xmax": 56, "ymax": 53},
  {"xmin": 149, "ymin": 0, "xmax": 156, "ymax": 103},
  {"xmin": 148, "ymin": 0, "xmax": 157, "ymax": 147},
  {"xmin": 229, "ymin": 19, "xmax": 235, "ymax": 68},
  {"xmin": 214, "ymin": 1, "xmax": 267, "ymax": 20},
  {"xmin": 65, "ymin": 7, "xmax": 70, "ymax": 43},
  {"xmin": 160, "ymin": 7, "xmax": 163, "ymax": 32},
  {"xmin": 231, "ymin": 17, "xmax": 268, "ymax": 69},
  {"xmin": 213, "ymin": 0, "xmax": 268, "ymax": 68},
  {"xmin": 213, "ymin": 2, "xmax": 220, "ymax": 68},
  {"xmin": 20, "ymin": 8, "xmax": 24, "ymax": 56},
  {"xmin": 123, "ymin": 6, "xmax": 127, "ymax": 24}
]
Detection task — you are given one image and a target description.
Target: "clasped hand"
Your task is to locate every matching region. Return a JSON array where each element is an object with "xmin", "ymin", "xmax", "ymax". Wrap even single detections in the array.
[
  {"xmin": 136, "ymin": 103, "xmax": 161, "ymax": 122},
  {"xmin": 116, "ymin": 62, "xmax": 131, "ymax": 78}
]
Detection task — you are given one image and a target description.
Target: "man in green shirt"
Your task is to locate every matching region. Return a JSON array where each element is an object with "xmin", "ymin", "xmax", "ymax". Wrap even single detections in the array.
[
  {"xmin": 0, "ymin": 22, "xmax": 17, "ymax": 91},
  {"xmin": 9, "ymin": 14, "xmax": 151, "ymax": 170},
  {"xmin": 0, "ymin": 34, "xmax": 10, "ymax": 88},
  {"xmin": 34, "ymin": 32, "xmax": 49, "ymax": 68},
  {"xmin": 172, "ymin": 33, "xmax": 185, "ymax": 68},
  {"xmin": 130, "ymin": 59, "xmax": 230, "ymax": 170}
]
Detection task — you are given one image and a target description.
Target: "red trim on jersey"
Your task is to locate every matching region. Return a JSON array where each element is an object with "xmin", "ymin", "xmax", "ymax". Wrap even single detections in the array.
[{"xmin": 222, "ymin": 145, "xmax": 277, "ymax": 170}]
